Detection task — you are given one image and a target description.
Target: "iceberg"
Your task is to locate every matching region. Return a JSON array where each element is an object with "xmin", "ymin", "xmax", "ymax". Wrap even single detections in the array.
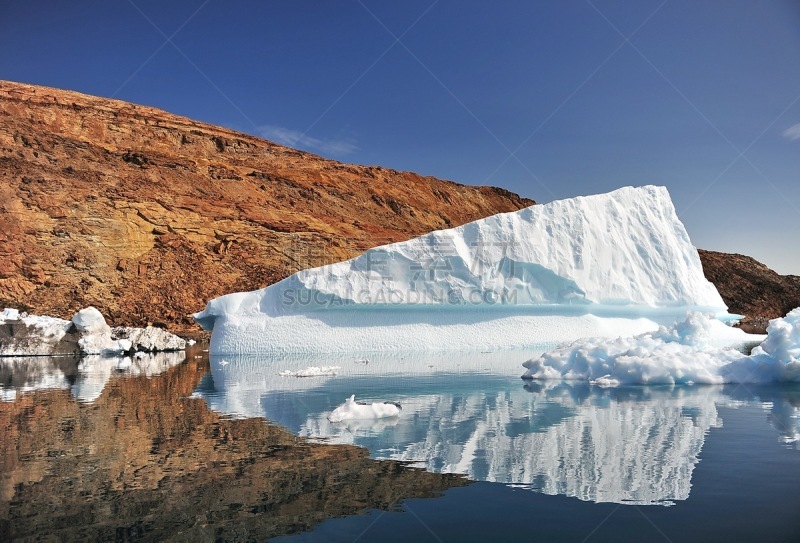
[
  {"xmin": 328, "ymin": 395, "xmax": 402, "ymax": 423},
  {"xmin": 195, "ymin": 186, "xmax": 733, "ymax": 354},
  {"xmin": 522, "ymin": 309, "xmax": 800, "ymax": 385}
]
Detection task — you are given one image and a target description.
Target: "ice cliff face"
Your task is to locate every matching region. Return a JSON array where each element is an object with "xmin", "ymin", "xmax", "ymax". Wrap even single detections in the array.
[
  {"xmin": 198, "ymin": 186, "xmax": 723, "ymax": 324},
  {"xmin": 195, "ymin": 187, "xmax": 728, "ymax": 353}
]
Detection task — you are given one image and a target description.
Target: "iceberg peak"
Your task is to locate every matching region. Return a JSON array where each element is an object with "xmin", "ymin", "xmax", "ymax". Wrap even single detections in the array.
[{"xmin": 195, "ymin": 186, "xmax": 729, "ymax": 354}]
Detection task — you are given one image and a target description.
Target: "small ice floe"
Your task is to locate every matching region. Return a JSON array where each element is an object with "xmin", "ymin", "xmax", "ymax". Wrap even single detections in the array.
[
  {"xmin": 590, "ymin": 375, "xmax": 621, "ymax": 387},
  {"xmin": 219, "ymin": 359, "xmax": 230, "ymax": 366},
  {"xmin": 187, "ymin": 339, "xmax": 196, "ymax": 346},
  {"xmin": 278, "ymin": 366, "xmax": 340, "ymax": 378},
  {"xmin": 328, "ymin": 394, "xmax": 402, "ymax": 423},
  {"xmin": 354, "ymin": 358, "xmax": 369, "ymax": 365}
]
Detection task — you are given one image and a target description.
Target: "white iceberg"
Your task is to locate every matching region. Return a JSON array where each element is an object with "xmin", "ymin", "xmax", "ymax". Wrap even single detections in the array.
[
  {"xmin": 73, "ymin": 307, "xmax": 126, "ymax": 354},
  {"xmin": 195, "ymin": 186, "xmax": 735, "ymax": 354},
  {"xmin": 522, "ymin": 309, "xmax": 800, "ymax": 385},
  {"xmin": 328, "ymin": 395, "xmax": 402, "ymax": 422}
]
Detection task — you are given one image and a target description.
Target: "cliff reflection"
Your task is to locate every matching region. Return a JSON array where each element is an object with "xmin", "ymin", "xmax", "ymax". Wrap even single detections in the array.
[{"xmin": 0, "ymin": 355, "xmax": 467, "ymax": 541}]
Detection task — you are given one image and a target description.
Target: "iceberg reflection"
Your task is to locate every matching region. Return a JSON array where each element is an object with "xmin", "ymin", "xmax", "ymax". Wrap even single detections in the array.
[{"xmin": 196, "ymin": 353, "xmax": 800, "ymax": 506}]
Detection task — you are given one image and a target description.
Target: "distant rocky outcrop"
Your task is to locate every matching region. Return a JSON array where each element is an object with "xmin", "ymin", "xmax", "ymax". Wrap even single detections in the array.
[
  {"xmin": 0, "ymin": 80, "xmax": 534, "ymax": 336},
  {"xmin": 699, "ymin": 250, "xmax": 800, "ymax": 332}
]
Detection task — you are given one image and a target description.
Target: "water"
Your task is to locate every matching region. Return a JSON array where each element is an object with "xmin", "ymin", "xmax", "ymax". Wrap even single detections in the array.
[{"xmin": 2, "ymin": 348, "xmax": 800, "ymax": 541}]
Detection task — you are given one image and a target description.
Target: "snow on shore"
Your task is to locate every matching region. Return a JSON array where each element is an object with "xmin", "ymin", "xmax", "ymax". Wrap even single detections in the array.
[{"xmin": 1, "ymin": 306, "xmax": 186, "ymax": 357}]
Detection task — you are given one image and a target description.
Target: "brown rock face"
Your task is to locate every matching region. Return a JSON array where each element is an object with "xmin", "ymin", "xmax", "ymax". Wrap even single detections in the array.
[
  {"xmin": 0, "ymin": 80, "xmax": 534, "ymax": 336},
  {"xmin": 0, "ymin": 355, "xmax": 468, "ymax": 541},
  {"xmin": 699, "ymin": 249, "xmax": 800, "ymax": 331}
]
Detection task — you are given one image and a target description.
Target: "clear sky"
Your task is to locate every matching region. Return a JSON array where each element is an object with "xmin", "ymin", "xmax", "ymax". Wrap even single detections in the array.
[{"xmin": 2, "ymin": 1, "xmax": 799, "ymax": 273}]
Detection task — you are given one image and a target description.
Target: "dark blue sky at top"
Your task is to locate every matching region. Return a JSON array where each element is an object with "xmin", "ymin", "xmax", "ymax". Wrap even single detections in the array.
[{"xmin": 2, "ymin": 1, "xmax": 799, "ymax": 273}]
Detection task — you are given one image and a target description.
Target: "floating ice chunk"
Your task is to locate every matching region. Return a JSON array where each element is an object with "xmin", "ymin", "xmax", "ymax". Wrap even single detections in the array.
[
  {"xmin": 755, "ymin": 307, "xmax": 800, "ymax": 364},
  {"xmin": 590, "ymin": 375, "xmax": 621, "ymax": 387},
  {"xmin": 522, "ymin": 310, "xmax": 799, "ymax": 385},
  {"xmin": 328, "ymin": 395, "xmax": 402, "ymax": 423},
  {"xmin": 278, "ymin": 366, "xmax": 340, "ymax": 377},
  {"xmin": 72, "ymin": 307, "xmax": 107, "ymax": 334},
  {"xmin": 195, "ymin": 186, "xmax": 732, "ymax": 354},
  {"xmin": 0, "ymin": 309, "xmax": 74, "ymax": 356}
]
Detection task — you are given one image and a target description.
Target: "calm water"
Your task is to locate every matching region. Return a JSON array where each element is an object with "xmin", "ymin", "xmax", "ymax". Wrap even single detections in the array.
[{"xmin": 2, "ymin": 348, "xmax": 800, "ymax": 541}]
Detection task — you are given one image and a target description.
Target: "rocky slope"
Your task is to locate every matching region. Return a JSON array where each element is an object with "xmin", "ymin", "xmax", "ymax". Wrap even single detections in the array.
[
  {"xmin": 1, "ymin": 80, "xmax": 794, "ymax": 337},
  {"xmin": 699, "ymin": 249, "xmax": 800, "ymax": 332},
  {"xmin": 0, "ymin": 80, "xmax": 533, "ymax": 336}
]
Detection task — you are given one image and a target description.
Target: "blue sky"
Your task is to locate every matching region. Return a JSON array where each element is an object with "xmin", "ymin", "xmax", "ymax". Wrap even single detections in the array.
[{"xmin": 2, "ymin": 1, "xmax": 799, "ymax": 273}]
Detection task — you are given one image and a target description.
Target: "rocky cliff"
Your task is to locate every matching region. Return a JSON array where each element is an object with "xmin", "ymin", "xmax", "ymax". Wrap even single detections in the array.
[
  {"xmin": 0, "ymin": 80, "xmax": 533, "ymax": 336},
  {"xmin": 699, "ymin": 249, "xmax": 800, "ymax": 332}
]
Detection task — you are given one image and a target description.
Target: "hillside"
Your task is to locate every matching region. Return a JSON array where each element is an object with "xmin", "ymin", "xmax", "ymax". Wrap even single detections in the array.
[
  {"xmin": 0, "ymin": 80, "xmax": 533, "ymax": 335},
  {"xmin": 699, "ymin": 249, "xmax": 800, "ymax": 331},
  {"xmin": 1, "ymin": 80, "xmax": 795, "ymax": 337}
]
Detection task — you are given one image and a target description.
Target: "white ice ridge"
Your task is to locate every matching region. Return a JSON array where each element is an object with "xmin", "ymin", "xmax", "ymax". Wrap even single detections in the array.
[
  {"xmin": 522, "ymin": 309, "xmax": 800, "ymax": 385},
  {"xmin": 194, "ymin": 186, "xmax": 732, "ymax": 354}
]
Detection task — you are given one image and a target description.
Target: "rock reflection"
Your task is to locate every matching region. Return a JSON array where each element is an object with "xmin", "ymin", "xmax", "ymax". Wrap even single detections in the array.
[{"xmin": 0, "ymin": 356, "xmax": 467, "ymax": 541}]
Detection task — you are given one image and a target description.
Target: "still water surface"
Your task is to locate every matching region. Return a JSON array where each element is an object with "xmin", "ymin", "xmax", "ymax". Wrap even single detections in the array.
[{"xmin": 2, "ymin": 348, "xmax": 800, "ymax": 541}]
